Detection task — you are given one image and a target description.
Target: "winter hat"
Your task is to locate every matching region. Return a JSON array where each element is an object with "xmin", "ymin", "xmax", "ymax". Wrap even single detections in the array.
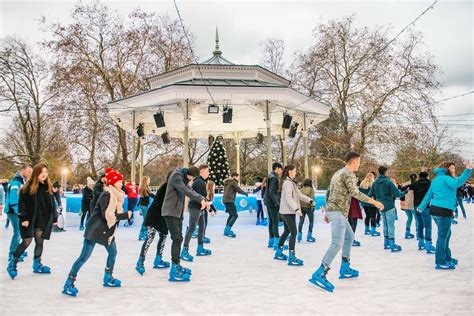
[
  {"xmin": 86, "ymin": 177, "xmax": 95, "ymax": 187},
  {"xmin": 105, "ymin": 168, "xmax": 123, "ymax": 186}
]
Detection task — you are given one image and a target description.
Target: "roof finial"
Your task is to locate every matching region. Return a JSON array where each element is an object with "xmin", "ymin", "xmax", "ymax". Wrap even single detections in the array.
[{"xmin": 213, "ymin": 27, "xmax": 222, "ymax": 56}]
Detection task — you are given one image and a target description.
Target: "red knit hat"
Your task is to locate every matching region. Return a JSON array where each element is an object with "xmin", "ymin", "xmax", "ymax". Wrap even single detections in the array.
[{"xmin": 105, "ymin": 168, "xmax": 123, "ymax": 186}]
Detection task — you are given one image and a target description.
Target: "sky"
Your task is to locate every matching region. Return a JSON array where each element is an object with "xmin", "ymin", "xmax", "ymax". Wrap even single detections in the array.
[{"xmin": 0, "ymin": 0, "xmax": 473, "ymax": 159}]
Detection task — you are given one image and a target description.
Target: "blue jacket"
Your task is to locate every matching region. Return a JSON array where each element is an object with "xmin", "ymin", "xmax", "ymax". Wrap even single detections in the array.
[
  {"xmin": 368, "ymin": 175, "xmax": 405, "ymax": 211},
  {"xmin": 419, "ymin": 167, "xmax": 472, "ymax": 212},
  {"xmin": 4, "ymin": 172, "xmax": 25, "ymax": 214}
]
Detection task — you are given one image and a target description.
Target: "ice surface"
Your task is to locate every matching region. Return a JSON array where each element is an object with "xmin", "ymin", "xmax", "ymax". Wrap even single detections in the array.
[{"xmin": 1, "ymin": 204, "xmax": 473, "ymax": 315}]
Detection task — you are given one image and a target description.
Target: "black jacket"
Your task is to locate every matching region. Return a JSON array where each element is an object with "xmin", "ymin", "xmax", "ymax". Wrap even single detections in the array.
[
  {"xmin": 84, "ymin": 191, "xmax": 129, "ymax": 246},
  {"xmin": 189, "ymin": 176, "xmax": 207, "ymax": 210},
  {"xmin": 143, "ymin": 183, "xmax": 168, "ymax": 234},
  {"xmin": 90, "ymin": 180, "xmax": 105, "ymax": 212},
  {"xmin": 18, "ymin": 183, "xmax": 57, "ymax": 240},
  {"xmin": 412, "ymin": 179, "xmax": 431, "ymax": 207},
  {"xmin": 139, "ymin": 190, "xmax": 155, "ymax": 206},
  {"xmin": 222, "ymin": 178, "xmax": 247, "ymax": 203},
  {"xmin": 82, "ymin": 186, "xmax": 93, "ymax": 202},
  {"xmin": 264, "ymin": 171, "xmax": 281, "ymax": 209}
]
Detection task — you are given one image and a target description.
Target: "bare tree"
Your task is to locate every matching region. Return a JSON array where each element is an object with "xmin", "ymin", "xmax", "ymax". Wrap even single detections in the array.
[{"xmin": 259, "ymin": 38, "xmax": 286, "ymax": 76}]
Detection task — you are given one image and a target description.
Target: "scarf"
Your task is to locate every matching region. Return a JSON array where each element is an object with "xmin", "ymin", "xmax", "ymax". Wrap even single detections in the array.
[{"xmin": 104, "ymin": 184, "xmax": 125, "ymax": 232}]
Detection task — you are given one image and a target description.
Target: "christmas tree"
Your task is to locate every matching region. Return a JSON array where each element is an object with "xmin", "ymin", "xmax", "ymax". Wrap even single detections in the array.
[{"xmin": 207, "ymin": 136, "xmax": 230, "ymax": 186}]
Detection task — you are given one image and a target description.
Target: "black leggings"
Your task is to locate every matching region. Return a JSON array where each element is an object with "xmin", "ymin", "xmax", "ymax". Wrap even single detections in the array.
[
  {"xmin": 256, "ymin": 201, "xmax": 264, "ymax": 220},
  {"xmin": 279, "ymin": 214, "xmax": 297, "ymax": 251},
  {"xmin": 376, "ymin": 210, "xmax": 381, "ymax": 224},
  {"xmin": 163, "ymin": 216, "xmax": 183, "ymax": 265},
  {"xmin": 298, "ymin": 207, "xmax": 314, "ymax": 233},
  {"xmin": 363, "ymin": 205, "xmax": 377, "ymax": 228},
  {"xmin": 14, "ymin": 229, "xmax": 45, "ymax": 260},
  {"xmin": 267, "ymin": 205, "xmax": 279, "ymax": 238},
  {"xmin": 348, "ymin": 217, "xmax": 358, "ymax": 233},
  {"xmin": 80, "ymin": 200, "xmax": 91, "ymax": 226},
  {"xmin": 224, "ymin": 202, "xmax": 239, "ymax": 228},
  {"xmin": 139, "ymin": 227, "xmax": 167, "ymax": 260}
]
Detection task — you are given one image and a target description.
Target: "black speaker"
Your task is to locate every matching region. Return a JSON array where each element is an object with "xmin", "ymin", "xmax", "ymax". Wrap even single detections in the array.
[
  {"xmin": 282, "ymin": 113, "xmax": 292, "ymax": 129},
  {"xmin": 288, "ymin": 122, "xmax": 299, "ymax": 138},
  {"xmin": 154, "ymin": 111, "xmax": 166, "ymax": 128},
  {"xmin": 136, "ymin": 123, "xmax": 145, "ymax": 137},
  {"xmin": 257, "ymin": 132, "xmax": 264, "ymax": 144},
  {"xmin": 223, "ymin": 106, "xmax": 233, "ymax": 123},
  {"xmin": 161, "ymin": 132, "xmax": 170, "ymax": 144}
]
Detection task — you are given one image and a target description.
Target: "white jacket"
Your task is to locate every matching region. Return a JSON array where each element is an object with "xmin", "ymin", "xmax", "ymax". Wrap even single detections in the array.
[{"xmin": 279, "ymin": 177, "xmax": 312, "ymax": 215}]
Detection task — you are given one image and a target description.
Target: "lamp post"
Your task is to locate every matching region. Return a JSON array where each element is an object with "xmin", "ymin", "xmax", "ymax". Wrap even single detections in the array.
[
  {"xmin": 312, "ymin": 166, "xmax": 321, "ymax": 189},
  {"xmin": 61, "ymin": 168, "xmax": 68, "ymax": 191}
]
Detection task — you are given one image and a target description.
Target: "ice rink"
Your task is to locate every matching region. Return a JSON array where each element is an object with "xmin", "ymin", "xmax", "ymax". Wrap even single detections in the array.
[{"xmin": 1, "ymin": 204, "xmax": 473, "ymax": 315}]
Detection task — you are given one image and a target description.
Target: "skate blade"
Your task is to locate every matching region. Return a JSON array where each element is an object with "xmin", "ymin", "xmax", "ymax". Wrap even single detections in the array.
[
  {"xmin": 153, "ymin": 265, "xmax": 170, "ymax": 269},
  {"xmin": 196, "ymin": 253, "xmax": 212, "ymax": 256},
  {"xmin": 168, "ymin": 277, "xmax": 191, "ymax": 282},
  {"xmin": 288, "ymin": 262, "xmax": 304, "ymax": 266},
  {"xmin": 103, "ymin": 283, "xmax": 121, "ymax": 287},
  {"xmin": 308, "ymin": 278, "xmax": 334, "ymax": 292},
  {"xmin": 339, "ymin": 274, "xmax": 359, "ymax": 279},
  {"xmin": 274, "ymin": 257, "xmax": 288, "ymax": 261}
]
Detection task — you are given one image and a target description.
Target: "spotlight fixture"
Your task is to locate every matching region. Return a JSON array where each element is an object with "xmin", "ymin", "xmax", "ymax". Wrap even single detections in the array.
[
  {"xmin": 153, "ymin": 111, "xmax": 166, "ymax": 128},
  {"xmin": 288, "ymin": 122, "xmax": 299, "ymax": 138},
  {"xmin": 282, "ymin": 113, "xmax": 292, "ymax": 129},
  {"xmin": 208, "ymin": 104, "xmax": 219, "ymax": 114},
  {"xmin": 208, "ymin": 135, "xmax": 215, "ymax": 147},
  {"xmin": 161, "ymin": 131, "xmax": 170, "ymax": 144},
  {"xmin": 136, "ymin": 123, "xmax": 145, "ymax": 137},
  {"xmin": 257, "ymin": 132, "xmax": 264, "ymax": 144},
  {"xmin": 223, "ymin": 106, "xmax": 233, "ymax": 123}
]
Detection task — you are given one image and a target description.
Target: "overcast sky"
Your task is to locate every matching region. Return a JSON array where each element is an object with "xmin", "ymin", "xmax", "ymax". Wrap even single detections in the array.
[{"xmin": 1, "ymin": 0, "xmax": 473, "ymax": 159}]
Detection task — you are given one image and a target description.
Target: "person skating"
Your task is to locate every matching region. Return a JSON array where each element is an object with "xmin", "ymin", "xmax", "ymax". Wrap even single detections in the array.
[
  {"xmin": 348, "ymin": 197, "xmax": 363, "ymax": 247},
  {"xmin": 275, "ymin": 165, "xmax": 313, "ymax": 266},
  {"xmin": 7, "ymin": 164, "xmax": 57, "ymax": 280},
  {"xmin": 297, "ymin": 179, "xmax": 316, "ymax": 243},
  {"xmin": 455, "ymin": 186, "xmax": 467, "ymax": 219},
  {"xmin": 79, "ymin": 177, "xmax": 94, "ymax": 231},
  {"xmin": 369, "ymin": 166, "xmax": 406, "ymax": 252},
  {"xmin": 62, "ymin": 168, "xmax": 132, "ymax": 296},
  {"xmin": 222, "ymin": 172, "xmax": 248, "ymax": 238},
  {"xmin": 265, "ymin": 162, "xmax": 284, "ymax": 249},
  {"xmin": 135, "ymin": 172, "xmax": 172, "ymax": 275},
  {"xmin": 253, "ymin": 177, "xmax": 265, "ymax": 225},
  {"xmin": 359, "ymin": 173, "xmax": 380, "ymax": 237},
  {"xmin": 181, "ymin": 165, "xmax": 215, "ymax": 261},
  {"xmin": 400, "ymin": 174, "xmax": 418, "ymax": 239},
  {"xmin": 417, "ymin": 161, "xmax": 472, "ymax": 270},
  {"xmin": 161, "ymin": 167, "xmax": 209, "ymax": 282},
  {"xmin": 124, "ymin": 180, "xmax": 139, "ymax": 227},
  {"xmin": 410, "ymin": 171, "xmax": 435, "ymax": 253},
  {"xmin": 138, "ymin": 176, "xmax": 155, "ymax": 241},
  {"xmin": 90, "ymin": 171, "xmax": 107, "ymax": 211},
  {"xmin": 308, "ymin": 152, "xmax": 383, "ymax": 292},
  {"xmin": 202, "ymin": 180, "xmax": 217, "ymax": 244},
  {"xmin": 5, "ymin": 164, "xmax": 32, "ymax": 262}
]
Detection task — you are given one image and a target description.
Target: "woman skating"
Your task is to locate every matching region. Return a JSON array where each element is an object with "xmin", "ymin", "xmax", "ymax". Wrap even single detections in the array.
[
  {"xmin": 359, "ymin": 173, "xmax": 380, "ymax": 237},
  {"xmin": 297, "ymin": 179, "xmax": 316, "ymax": 243},
  {"xmin": 7, "ymin": 163, "xmax": 57, "ymax": 279},
  {"xmin": 138, "ymin": 176, "xmax": 155, "ymax": 241}
]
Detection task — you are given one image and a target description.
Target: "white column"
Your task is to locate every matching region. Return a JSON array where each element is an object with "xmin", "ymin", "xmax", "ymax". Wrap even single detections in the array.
[
  {"xmin": 303, "ymin": 113, "xmax": 309, "ymax": 179},
  {"xmin": 139, "ymin": 140, "xmax": 144, "ymax": 185},
  {"xmin": 183, "ymin": 100, "xmax": 190, "ymax": 168},
  {"xmin": 281, "ymin": 127, "xmax": 287, "ymax": 166},
  {"xmin": 265, "ymin": 100, "xmax": 272, "ymax": 174},
  {"xmin": 131, "ymin": 111, "xmax": 136, "ymax": 183},
  {"xmin": 235, "ymin": 132, "xmax": 241, "ymax": 181}
]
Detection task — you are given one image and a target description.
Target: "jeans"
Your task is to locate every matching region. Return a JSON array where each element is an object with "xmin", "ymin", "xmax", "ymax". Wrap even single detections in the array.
[
  {"xmin": 224, "ymin": 202, "xmax": 239, "ymax": 228},
  {"xmin": 381, "ymin": 208, "xmax": 397, "ymax": 239},
  {"xmin": 184, "ymin": 207, "xmax": 205, "ymax": 248},
  {"xmin": 414, "ymin": 206, "xmax": 433, "ymax": 241},
  {"xmin": 322, "ymin": 211, "xmax": 354, "ymax": 268},
  {"xmin": 455, "ymin": 197, "xmax": 467, "ymax": 218},
  {"xmin": 279, "ymin": 214, "xmax": 297, "ymax": 251},
  {"xmin": 298, "ymin": 207, "xmax": 314, "ymax": 233},
  {"xmin": 139, "ymin": 205, "xmax": 149, "ymax": 236},
  {"xmin": 80, "ymin": 200, "xmax": 91, "ymax": 227},
  {"xmin": 69, "ymin": 238, "xmax": 117, "ymax": 277},
  {"xmin": 404, "ymin": 209, "xmax": 414, "ymax": 230},
  {"xmin": 267, "ymin": 204, "xmax": 280, "ymax": 238},
  {"xmin": 7, "ymin": 212, "xmax": 21, "ymax": 258},
  {"xmin": 163, "ymin": 216, "xmax": 183, "ymax": 265},
  {"xmin": 432, "ymin": 216, "xmax": 452, "ymax": 265}
]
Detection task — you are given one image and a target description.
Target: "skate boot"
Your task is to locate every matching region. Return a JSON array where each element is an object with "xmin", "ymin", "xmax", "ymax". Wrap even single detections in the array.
[
  {"xmin": 297, "ymin": 231, "xmax": 303, "ymax": 243},
  {"xmin": 273, "ymin": 237, "xmax": 289, "ymax": 250},
  {"xmin": 364, "ymin": 226, "xmax": 371, "ymax": 235},
  {"xmin": 223, "ymin": 226, "xmax": 236, "ymax": 238},
  {"xmin": 339, "ymin": 257, "xmax": 359, "ymax": 279},
  {"xmin": 33, "ymin": 258, "xmax": 51, "ymax": 274},
  {"xmin": 262, "ymin": 218, "xmax": 268, "ymax": 226},
  {"xmin": 435, "ymin": 262, "xmax": 456, "ymax": 270},
  {"xmin": 418, "ymin": 239, "xmax": 426, "ymax": 250},
  {"xmin": 307, "ymin": 232, "xmax": 316, "ymax": 243},
  {"xmin": 448, "ymin": 258, "xmax": 458, "ymax": 266},
  {"xmin": 79, "ymin": 225, "xmax": 84, "ymax": 231},
  {"xmin": 103, "ymin": 268, "xmax": 121, "ymax": 287},
  {"xmin": 267, "ymin": 238, "xmax": 274, "ymax": 248},
  {"xmin": 425, "ymin": 240, "xmax": 436, "ymax": 254},
  {"xmin": 309, "ymin": 264, "xmax": 335, "ymax": 293},
  {"xmin": 287, "ymin": 251, "xmax": 304, "ymax": 266},
  {"xmin": 389, "ymin": 239, "xmax": 402, "ymax": 252},
  {"xmin": 352, "ymin": 240, "xmax": 361, "ymax": 247},
  {"xmin": 452, "ymin": 219, "xmax": 458, "ymax": 225},
  {"xmin": 18, "ymin": 251, "xmax": 28, "ymax": 262},
  {"xmin": 6, "ymin": 258, "xmax": 18, "ymax": 280},
  {"xmin": 405, "ymin": 229, "xmax": 414, "ymax": 239},
  {"xmin": 191, "ymin": 228, "xmax": 198, "ymax": 239},
  {"xmin": 196, "ymin": 245, "xmax": 212, "ymax": 256},
  {"xmin": 370, "ymin": 227, "xmax": 380, "ymax": 236},
  {"xmin": 384, "ymin": 236, "xmax": 390, "ymax": 250},
  {"xmin": 274, "ymin": 247, "xmax": 288, "ymax": 261},
  {"xmin": 135, "ymin": 257, "xmax": 145, "ymax": 275},
  {"xmin": 203, "ymin": 237, "xmax": 211, "ymax": 244},
  {"xmin": 62, "ymin": 276, "xmax": 79, "ymax": 297},
  {"xmin": 180, "ymin": 247, "xmax": 194, "ymax": 262},
  {"xmin": 256, "ymin": 218, "xmax": 261, "ymax": 225},
  {"xmin": 153, "ymin": 255, "xmax": 171, "ymax": 269},
  {"xmin": 169, "ymin": 263, "xmax": 191, "ymax": 282},
  {"xmin": 376, "ymin": 222, "xmax": 381, "ymax": 227}
]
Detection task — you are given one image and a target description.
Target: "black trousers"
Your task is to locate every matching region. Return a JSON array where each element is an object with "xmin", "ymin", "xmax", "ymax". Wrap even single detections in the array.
[
  {"xmin": 184, "ymin": 208, "xmax": 205, "ymax": 248},
  {"xmin": 256, "ymin": 200, "xmax": 264, "ymax": 220},
  {"xmin": 267, "ymin": 204, "xmax": 280, "ymax": 238},
  {"xmin": 363, "ymin": 205, "xmax": 377, "ymax": 228},
  {"xmin": 348, "ymin": 217, "xmax": 358, "ymax": 233},
  {"xmin": 279, "ymin": 214, "xmax": 297, "ymax": 251},
  {"xmin": 163, "ymin": 216, "xmax": 183, "ymax": 265},
  {"xmin": 80, "ymin": 200, "xmax": 91, "ymax": 226},
  {"xmin": 298, "ymin": 207, "xmax": 314, "ymax": 233},
  {"xmin": 224, "ymin": 202, "xmax": 239, "ymax": 228}
]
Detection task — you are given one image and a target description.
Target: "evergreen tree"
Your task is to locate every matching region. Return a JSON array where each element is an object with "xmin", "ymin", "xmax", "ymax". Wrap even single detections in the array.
[{"xmin": 207, "ymin": 136, "xmax": 230, "ymax": 186}]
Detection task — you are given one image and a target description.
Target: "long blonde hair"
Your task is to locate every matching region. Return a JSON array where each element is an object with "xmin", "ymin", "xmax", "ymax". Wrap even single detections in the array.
[
  {"xmin": 21, "ymin": 163, "xmax": 52, "ymax": 195},
  {"xmin": 206, "ymin": 180, "xmax": 215, "ymax": 201},
  {"xmin": 359, "ymin": 173, "xmax": 375, "ymax": 190},
  {"xmin": 139, "ymin": 176, "xmax": 150, "ymax": 197}
]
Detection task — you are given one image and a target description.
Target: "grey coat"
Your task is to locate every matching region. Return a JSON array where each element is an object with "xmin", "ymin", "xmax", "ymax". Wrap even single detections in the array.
[
  {"xmin": 161, "ymin": 168, "xmax": 205, "ymax": 218},
  {"xmin": 279, "ymin": 177, "xmax": 313, "ymax": 215},
  {"xmin": 222, "ymin": 178, "xmax": 247, "ymax": 203}
]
